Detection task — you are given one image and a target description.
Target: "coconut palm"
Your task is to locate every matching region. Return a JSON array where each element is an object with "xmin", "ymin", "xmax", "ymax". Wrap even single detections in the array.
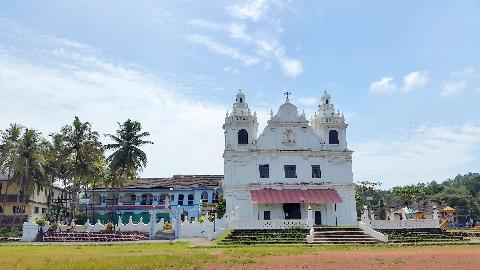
[
  {"xmin": 10, "ymin": 129, "xmax": 47, "ymax": 229},
  {"xmin": 0, "ymin": 124, "xmax": 23, "ymax": 227},
  {"xmin": 104, "ymin": 120, "xmax": 153, "ymax": 220},
  {"xmin": 43, "ymin": 133, "xmax": 72, "ymax": 220},
  {"xmin": 61, "ymin": 117, "xmax": 103, "ymax": 221}
]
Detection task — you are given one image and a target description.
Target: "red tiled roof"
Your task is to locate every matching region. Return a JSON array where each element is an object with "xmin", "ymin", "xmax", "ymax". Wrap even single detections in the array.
[{"xmin": 250, "ymin": 188, "xmax": 342, "ymax": 204}]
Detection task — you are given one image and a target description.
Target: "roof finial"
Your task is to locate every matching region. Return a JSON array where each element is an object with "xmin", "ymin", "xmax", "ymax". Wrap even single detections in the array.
[{"xmin": 284, "ymin": 91, "xmax": 291, "ymax": 103}]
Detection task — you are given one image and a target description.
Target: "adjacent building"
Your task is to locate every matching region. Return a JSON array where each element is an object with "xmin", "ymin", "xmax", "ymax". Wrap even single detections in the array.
[
  {"xmin": 88, "ymin": 175, "xmax": 222, "ymax": 223},
  {"xmin": 0, "ymin": 174, "xmax": 71, "ymax": 229},
  {"xmin": 223, "ymin": 90, "xmax": 357, "ymax": 226}
]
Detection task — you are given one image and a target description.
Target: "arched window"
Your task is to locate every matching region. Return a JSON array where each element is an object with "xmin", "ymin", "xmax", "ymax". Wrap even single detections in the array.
[
  {"xmin": 187, "ymin": 194, "xmax": 194, "ymax": 205},
  {"xmin": 212, "ymin": 191, "xmax": 219, "ymax": 203},
  {"xmin": 329, "ymin": 130, "xmax": 339, "ymax": 144},
  {"xmin": 201, "ymin": 191, "xmax": 208, "ymax": 203},
  {"xmin": 238, "ymin": 129, "xmax": 248, "ymax": 144},
  {"xmin": 178, "ymin": 194, "xmax": 184, "ymax": 206}
]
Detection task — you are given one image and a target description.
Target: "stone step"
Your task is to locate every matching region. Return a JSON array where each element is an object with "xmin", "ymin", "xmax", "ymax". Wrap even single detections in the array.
[
  {"xmin": 314, "ymin": 231, "xmax": 367, "ymax": 235},
  {"xmin": 314, "ymin": 234, "xmax": 374, "ymax": 239}
]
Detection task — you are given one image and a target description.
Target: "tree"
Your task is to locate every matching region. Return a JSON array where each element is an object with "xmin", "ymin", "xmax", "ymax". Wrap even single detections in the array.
[
  {"xmin": 355, "ymin": 181, "xmax": 382, "ymax": 216},
  {"xmin": 431, "ymin": 186, "xmax": 479, "ymax": 217},
  {"xmin": 104, "ymin": 120, "xmax": 153, "ymax": 221},
  {"xmin": 43, "ymin": 133, "xmax": 71, "ymax": 217},
  {"xmin": 216, "ymin": 195, "xmax": 226, "ymax": 219},
  {"xmin": 61, "ymin": 117, "xmax": 103, "ymax": 221},
  {"xmin": 10, "ymin": 129, "xmax": 47, "ymax": 229},
  {"xmin": 0, "ymin": 124, "xmax": 22, "ymax": 227}
]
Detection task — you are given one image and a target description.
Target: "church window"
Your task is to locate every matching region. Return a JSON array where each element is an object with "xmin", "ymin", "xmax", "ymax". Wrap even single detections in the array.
[
  {"xmin": 212, "ymin": 191, "xmax": 219, "ymax": 203},
  {"xmin": 264, "ymin": 211, "xmax": 271, "ymax": 220},
  {"xmin": 240, "ymin": 98, "xmax": 243, "ymax": 103},
  {"xmin": 259, "ymin": 164, "xmax": 269, "ymax": 178},
  {"xmin": 284, "ymin": 165, "xmax": 297, "ymax": 178},
  {"xmin": 326, "ymin": 99, "xmax": 329, "ymax": 104},
  {"xmin": 312, "ymin": 165, "xmax": 321, "ymax": 178},
  {"xmin": 201, "ymin": 191, "xmax": 208, "ymax": 203},
  {"xmin": 187, "ymin": 194, "xmax": 194, "ymax": 205},
  {"xmin": 238, "ymin": 129, "xmax": 248, "ymax": 144},
  {"xmin": 178, "ymin": 194, "xmax": 184, "ymax": 206},
  {"xmin": 329, "ymin": 130, "xmax": 339, "ymax": 144}
]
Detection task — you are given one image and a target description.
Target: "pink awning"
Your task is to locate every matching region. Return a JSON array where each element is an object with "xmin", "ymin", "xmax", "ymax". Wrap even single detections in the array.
[{"xmin": 250, "ymin": 188, "xmax": 342, "ymax": 204}]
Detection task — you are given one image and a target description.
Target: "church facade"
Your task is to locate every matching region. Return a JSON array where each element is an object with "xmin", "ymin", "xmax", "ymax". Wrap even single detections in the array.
[{"xmin": 223, "ymin": 90, "xmax": 357, "ymax": 226}]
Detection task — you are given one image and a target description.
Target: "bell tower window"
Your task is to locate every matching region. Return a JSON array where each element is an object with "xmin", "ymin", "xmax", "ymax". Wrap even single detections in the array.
[
  {"xmin": 238, "ymin": 129, "xmax": 248, "ymax": 144},
  {"xmin": 329, "ymin": 130, "xmax": 339, "ymax": 144}
]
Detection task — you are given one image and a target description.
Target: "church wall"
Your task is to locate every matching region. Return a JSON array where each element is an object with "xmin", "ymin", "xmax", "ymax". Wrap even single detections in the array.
[{"xmin": 225, "ymin": 152, "xmax": 352, "ymax": 186}]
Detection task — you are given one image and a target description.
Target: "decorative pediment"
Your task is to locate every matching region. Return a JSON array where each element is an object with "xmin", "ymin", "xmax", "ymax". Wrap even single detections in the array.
[{"xmin": 282, "ymin": 129, "xmax": 296, "ymax": 146}]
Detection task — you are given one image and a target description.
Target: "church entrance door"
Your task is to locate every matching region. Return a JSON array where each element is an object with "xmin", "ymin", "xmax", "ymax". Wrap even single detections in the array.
[
  {"xmin": 315, "ymin": 211, "xmax": 322, "ymax": 225},
  {"xmin": 283, "ymin": 203, "xmax": 301, "ymax": 219}
]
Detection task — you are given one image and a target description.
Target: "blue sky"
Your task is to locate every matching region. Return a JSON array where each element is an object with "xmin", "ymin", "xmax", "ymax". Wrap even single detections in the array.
[{"xmin": 0, "ymin": 1, "xmax": 479, "ymax": 187}]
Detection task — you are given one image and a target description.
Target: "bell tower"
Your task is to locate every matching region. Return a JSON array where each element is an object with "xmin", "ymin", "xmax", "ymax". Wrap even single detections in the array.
[
  {"xmin": 223, "ymin": 89, "xmax": 258, "ymax": 151},
  {"xmin": 311, "ymin": 91, "xmax": 348, "ymax": 150}
]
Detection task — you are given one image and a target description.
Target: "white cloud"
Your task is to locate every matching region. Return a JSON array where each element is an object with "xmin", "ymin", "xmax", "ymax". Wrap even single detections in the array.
[
  {"xmin": 353, "ymin": 124, "xmax": 480, "ymax": 187},
  {"xmin": 451, "ymin": 66, "xmax": 476, "ymax": 78},
  {"xmin": 369, "ymin": 76, "xmax": 396, "ymax": 93},
  {"xmin": 370, "ymin": 71, "xmax": 428, "ymax": 94},
  {"xmin": 187, "ymin": 34, "xmax": 260, "ymax": 66},
  {"xmin": 188, "ymin": 19, "xmax": 303, "ymax": 77},
  {"xmin": 0, "ymin": 31, "xmax": 228, "ymax": 177},
  {"xmin": 188, "ymin": 19, "xmax": 252, "ymax": 43},
  {"xmin": 228, "ymin": 0, "xmax": 270, "ymax": 22},
  {"xmin": 402, "ymin": 70, "xmax": 428, "ymax": 93},
  {"xmin": 439, "ymin": 66, "xmax": 479, "ymax": 97},
  {"xmin": 440, "ymin": 80, "xmax": 467, "ymax": 97}
]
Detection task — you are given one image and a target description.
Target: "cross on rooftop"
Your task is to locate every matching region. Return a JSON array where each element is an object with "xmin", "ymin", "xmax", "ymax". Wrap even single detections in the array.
[{"xmin": 284, "ymin": 91, "xmax": 291, "ymax": 102}]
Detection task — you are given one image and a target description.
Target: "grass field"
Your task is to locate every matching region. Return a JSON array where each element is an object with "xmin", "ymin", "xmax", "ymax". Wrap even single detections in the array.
[{"xmin": 1, "ymin": 242, "xmax": 480, "ymax": 270}]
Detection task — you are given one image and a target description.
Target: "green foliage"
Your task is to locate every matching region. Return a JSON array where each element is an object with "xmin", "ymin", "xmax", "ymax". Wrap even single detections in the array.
[
  {"xmin": 0, "ymin": 228, "xmax": 22, "ymax": 237},
  {"xmin": 208, "ymin": 215, "xmax": 215, "ymax": 222},
  {"xmin": 106, "ymin": 221, "xmax": 114, "ymax": 231},
  {"xmin": 356, "ymin": 173, "xmax": 480, "ymax": 221},
  {"xmin": 198, "ymin": 216, "xmax": 206, "ymax": 223},
  {"xmin": 164, "ymin": 221, "xmax": 172, "ymax": 230},
  {"xmin": 35, "ymin": 217, "xmax": 47, "ymax": 227},
  {"xmin": 216, "ymin": 195, "xmax": 226, "ymax": 218}
]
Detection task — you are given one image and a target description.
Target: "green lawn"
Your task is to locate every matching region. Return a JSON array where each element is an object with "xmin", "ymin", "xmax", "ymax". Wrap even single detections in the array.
[{"xmin": 0, "ymin": 242, "xmax": 478, "ymax": 270}]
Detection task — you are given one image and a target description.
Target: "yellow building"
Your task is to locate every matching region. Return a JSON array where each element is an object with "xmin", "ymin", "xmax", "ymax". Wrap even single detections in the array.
[{"xmin": 0, "ymin": 174, "xmax": 71, "ymax": 229}]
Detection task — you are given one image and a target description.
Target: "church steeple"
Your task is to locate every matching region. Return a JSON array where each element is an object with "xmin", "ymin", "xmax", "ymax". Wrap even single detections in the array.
[
  {"xmin": 223, "ymin": 89, "xmax": 258, "ymax": 151},
  {"xmin": 311, "ymin": 91, "xmax": 348, "ymax": 150}
]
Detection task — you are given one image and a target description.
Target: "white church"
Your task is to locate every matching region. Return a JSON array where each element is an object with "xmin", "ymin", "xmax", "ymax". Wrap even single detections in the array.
[{"xmin": 223, "ymin": 90, "xmax": 357, "ymax": 226}]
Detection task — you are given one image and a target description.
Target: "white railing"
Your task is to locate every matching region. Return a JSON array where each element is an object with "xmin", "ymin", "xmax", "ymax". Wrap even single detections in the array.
[
  {"xmin": 231, "ymin": 219, "xmax": 313, "ymax": 230},
  {"xmin": 369, "ymin": 219, "xmax": 438, "ymax": 230},
  {"xmin": 177, "ymin": 217, "xmax": 229, "ymax": 240},
  {"xmin": 358, "ymin": 221, "xmax": 388, "ymax": 242}
]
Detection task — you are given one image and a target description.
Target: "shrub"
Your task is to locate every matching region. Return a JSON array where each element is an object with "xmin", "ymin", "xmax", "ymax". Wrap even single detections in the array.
[
  {"xmin": 106, "ymin": 222, "xmax": 114, "ymax": 231},
  {"xmin": 35, "ymin": 217, "xmax": 47, "ymax": 227},
  {"xmin": 164, "ymin": 221, "xmax": 172, "ymax": 230},
  {"xmin": 208, "ymin": 215, "xmax": 215, "ymax": 222},
  {"xmin": 198, "ymin": 216, "xmax": 206, "ymax": 223},
  {"xmin": 50, "ymin": 223, "xmax": 58, "ymax": 231}
]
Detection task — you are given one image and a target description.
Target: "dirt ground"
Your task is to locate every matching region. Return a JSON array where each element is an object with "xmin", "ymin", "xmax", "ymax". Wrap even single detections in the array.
[{"xmin": 204, "ymin": 246, "xmax": 480, "ymax": 270}]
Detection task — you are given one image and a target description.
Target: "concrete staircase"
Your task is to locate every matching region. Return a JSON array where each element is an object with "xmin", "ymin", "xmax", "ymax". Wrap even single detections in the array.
[
  {"xmin": 311, "ymin": 226, "xmax": 381, "ymax": 244},
  {"xmin": 378, "ymin": 228, "xmax": 464, "ymax": 243},
  {"xmin": 218, "ymin": 229, "xmax": 309, "ymax": 245}
]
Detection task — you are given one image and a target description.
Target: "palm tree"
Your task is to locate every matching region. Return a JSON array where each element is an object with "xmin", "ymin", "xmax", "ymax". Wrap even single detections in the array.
[
  {"xmin": 105, "ymin": 119, "xmax": 153, "ymax": 221},
  {"xmin": 0, "ymin": 124, "xmax": 23, "ymax": 227},
  {"xmin": 61, "ymin": 117, "xmax": 103, "ymax": 222},
  {"xmin": 43, "ymin": 133, "xmax": 72, "ymax": 221},
  {"xmin": 10, "ymin": 129, "xmax": 47, "ymax": 229}
]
